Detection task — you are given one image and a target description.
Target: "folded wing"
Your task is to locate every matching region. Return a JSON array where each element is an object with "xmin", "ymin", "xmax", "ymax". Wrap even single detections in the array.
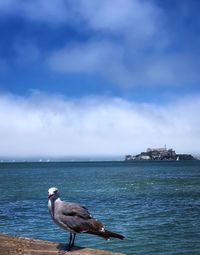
[{"xmin": 57, "ymin": 201, "xmax": 124, "ymax": 240}]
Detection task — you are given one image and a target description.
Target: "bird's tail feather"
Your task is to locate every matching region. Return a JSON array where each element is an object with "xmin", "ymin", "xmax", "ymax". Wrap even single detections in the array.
[{"xmin": 87, "ymin": 229, "xmax": 124, "ymax": 240}]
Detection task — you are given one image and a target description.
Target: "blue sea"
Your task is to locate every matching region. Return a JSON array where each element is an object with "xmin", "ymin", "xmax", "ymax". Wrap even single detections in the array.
[{"xmin": 0, "ymin": 161, "xmax": 200, "ymax": 255}]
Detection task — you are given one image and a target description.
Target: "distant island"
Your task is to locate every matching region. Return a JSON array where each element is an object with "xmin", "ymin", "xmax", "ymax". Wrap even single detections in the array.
[{"xmin": 125, "ymin": 147, "xmax": 197, "ymax": 161}]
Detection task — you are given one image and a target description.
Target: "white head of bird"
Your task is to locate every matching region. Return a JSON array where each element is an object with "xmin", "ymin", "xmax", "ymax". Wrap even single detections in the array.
[{"xmin": 48, "ymin": 187, "xmax": 59, "ymax": 200}]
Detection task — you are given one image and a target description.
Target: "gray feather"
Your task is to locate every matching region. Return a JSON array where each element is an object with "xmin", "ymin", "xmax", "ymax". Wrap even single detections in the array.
[{"xmin": 48, "ymin": 189, "xmax": 124, "ymax": 240}]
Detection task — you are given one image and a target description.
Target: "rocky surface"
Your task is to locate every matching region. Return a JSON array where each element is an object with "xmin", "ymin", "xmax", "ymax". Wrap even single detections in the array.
[{"xmin": 0, "ymin": 234, "xmax": 126, "ymax": 255}]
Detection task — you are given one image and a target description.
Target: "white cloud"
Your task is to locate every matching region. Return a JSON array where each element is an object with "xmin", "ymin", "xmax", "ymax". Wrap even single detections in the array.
[
  {"xmin": 0, "ymin": 92, "xmax": 199, "ymax": 157},
  {"xmin": 78, "ymin": 0, "xmax": 161, "ymax": 36},
  {"xmin": 47, "ymin": 0, "xmax": 200, "ymax": 87},
  {"xmin": 48, "ymin": 39, "xmax": 200, "ymax": 87},
  {"xmin": 1, "ymin": 0, "xmax": 199, "ymax": 87},
  {"xmin": 48, "ymin": 41, "xmax": 123, "ymax": 74}
]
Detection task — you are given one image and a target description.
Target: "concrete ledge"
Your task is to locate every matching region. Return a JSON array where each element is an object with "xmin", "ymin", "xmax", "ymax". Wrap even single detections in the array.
[{"xmin": 0, "ymin": 234, "xmax": 126, "ymax": 255}]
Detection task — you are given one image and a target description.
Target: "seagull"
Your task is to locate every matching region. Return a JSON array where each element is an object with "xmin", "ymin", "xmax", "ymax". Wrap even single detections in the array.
[{"xmin": 48, "ymin": 187, "xmax": 124, "ymax": 251}]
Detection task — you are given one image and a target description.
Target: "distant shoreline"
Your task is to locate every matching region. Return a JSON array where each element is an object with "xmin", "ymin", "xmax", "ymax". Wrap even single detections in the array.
[{"xmin": 0, "ymin": 159, "xmax": 199, "ymax": 164}]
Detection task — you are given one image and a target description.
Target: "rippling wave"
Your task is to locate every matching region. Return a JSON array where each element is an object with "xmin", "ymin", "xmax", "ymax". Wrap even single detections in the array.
[{"xmin": 0, "ymin": 161, "xmax": 200, "ymax": 254}]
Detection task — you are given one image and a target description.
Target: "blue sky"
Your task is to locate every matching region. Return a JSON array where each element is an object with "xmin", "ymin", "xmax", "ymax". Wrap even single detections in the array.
[{"xmin": 0, "ymin": 0, "xmax": 200, "ymax": 157}]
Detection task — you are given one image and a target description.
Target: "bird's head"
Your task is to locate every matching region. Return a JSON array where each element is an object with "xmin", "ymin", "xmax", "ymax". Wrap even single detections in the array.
[{"xmin": 48, "ymin": 187, "xmax": 59, "ymax": 200}]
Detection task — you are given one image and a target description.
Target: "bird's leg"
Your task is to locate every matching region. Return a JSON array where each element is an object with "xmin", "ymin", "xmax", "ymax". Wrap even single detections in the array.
[
  {"xmin": 71, "ymin": 233, "xmax": 76, "ymax": 248},
  {"xmin": 67, "ymin": 232, "xmax": 72, "ymax": 251}
]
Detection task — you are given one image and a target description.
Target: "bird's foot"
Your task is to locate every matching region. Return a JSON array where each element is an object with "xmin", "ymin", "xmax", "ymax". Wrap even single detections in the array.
[
  {"xmin": 64, "ymin": 243, "xmax": 72, "ymax": 252},
  {"xmin": 57, "ymin": 244, "xmax": 69, "ymax": 255}
]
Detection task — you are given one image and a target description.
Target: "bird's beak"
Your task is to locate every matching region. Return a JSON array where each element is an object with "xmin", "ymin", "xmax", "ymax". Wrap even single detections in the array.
[{"xmin": 48, "ymin": 194, "xmax": 52, "ymax": 199}]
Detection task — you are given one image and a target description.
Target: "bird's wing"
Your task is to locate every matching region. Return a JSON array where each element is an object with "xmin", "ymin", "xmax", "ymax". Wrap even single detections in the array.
[
  {"xmin": 60, "ymin": 201, "xmax": 92, "ymax": 219},
  {"xmin": 57, "ymin": 201, "xmax": 104, "ymax": 233}
]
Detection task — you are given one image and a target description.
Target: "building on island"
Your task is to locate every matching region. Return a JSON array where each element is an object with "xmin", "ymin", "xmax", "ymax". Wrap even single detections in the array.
[{"xmin": 125, "ymin": 147, "xmax": 196, "ymax": 161}]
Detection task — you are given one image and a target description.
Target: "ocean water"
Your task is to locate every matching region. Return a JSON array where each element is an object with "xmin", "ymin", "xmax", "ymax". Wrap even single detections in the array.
[{"xmin": 0, "ymin": 161, "xmax": 200, "ymax": 255}]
